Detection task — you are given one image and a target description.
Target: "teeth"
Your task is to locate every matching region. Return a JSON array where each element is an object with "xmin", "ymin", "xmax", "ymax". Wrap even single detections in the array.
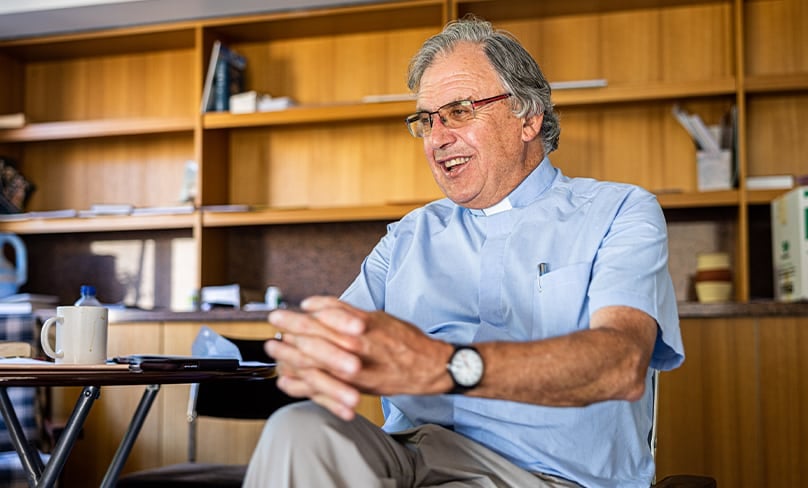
[{"xmin": 444, "ymin": 157, "xmax": 470, "ymax": 169}]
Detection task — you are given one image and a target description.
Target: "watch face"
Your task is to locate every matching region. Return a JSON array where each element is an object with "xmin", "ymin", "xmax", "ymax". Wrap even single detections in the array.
[{"xmin": 449, "ymin": 347, "xmax": 484, "ymax": 387}]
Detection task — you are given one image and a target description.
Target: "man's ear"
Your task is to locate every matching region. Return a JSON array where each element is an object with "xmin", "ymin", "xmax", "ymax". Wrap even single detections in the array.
[{"xmin": 521, "ymin": 113, "xmax": 543, "ymax": 142}]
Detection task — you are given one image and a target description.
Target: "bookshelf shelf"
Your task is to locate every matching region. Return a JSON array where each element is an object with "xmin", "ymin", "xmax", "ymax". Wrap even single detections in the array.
[
  {"xmin": 202, "ymin": 101, "xmax": 415, "ymax": 129},
  {"xmin": 0, "ymin": 117, "xmax": 195, "ymax": 143},
  {"xmin": 656, "ymin": 190, "xmax": 740, "ymax": 209},
  {"xmin": 744, "ymin": 73, "xmax": 808, "ymax": 94},
  {"xmin": 0, "ymin": 214, "xmax": 195, "ymax": 235},
  {"xmin": 552, "ymin": 79, "xmax": 737, "ymax": 106},
  {"xmin": 745, "ymin": 189, "xmax": 793, "ymax": 205},
  {"xmin": 201, "ymin": 203, "xmax": 425, "ymax": 227}
]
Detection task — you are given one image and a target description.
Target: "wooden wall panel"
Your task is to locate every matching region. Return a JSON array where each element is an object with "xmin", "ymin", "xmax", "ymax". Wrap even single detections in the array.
[
  {"xmin": 229, "ymin": 121, "xmax": 437, "ymax": 209},
  {"xmin": 235, "ymin": 26, "xmax": 435, "ymax": 105},
  {"xmin": 24, "ymin": 49, "xmax": 195, "ymax": 121},
  {"xmin": 22, "ymin": 134, "xmax": 193, "ymax": 210},
  {"xmin": 552, "ymin": 100, "xmax": 731, "ymax": 193},
  {"xmin": 758, "ymin": 316, "xmax": 808, "ymax": 487},
  {"xmin": 744, "ymin": 0, "xmax": 808, "ymax": 76},
  {"xmin": 480, "ymin": 3, "xmax": 732, "ymax": 85},
  {"xmin": 745, "ymin": 94, "xmax": 808, "ymax": 177},
  {"xmin": 0, "ymin": 53, "xmax": 23, "ymax": 115},
  {"xmin": 657, "ymin": 317, "xmax": 762, "ymax": 487}
]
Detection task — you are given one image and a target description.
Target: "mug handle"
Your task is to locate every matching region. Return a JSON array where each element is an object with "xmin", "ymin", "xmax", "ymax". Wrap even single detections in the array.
[{"xmin": 40, "ymin": 316, "xmax": 64, "ymax": 360}]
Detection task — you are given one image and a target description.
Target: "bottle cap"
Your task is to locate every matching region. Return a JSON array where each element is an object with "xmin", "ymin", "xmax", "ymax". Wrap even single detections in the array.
[{"xmin": 80, "ymin": 284, "xmax": 96, "ymax": 296}]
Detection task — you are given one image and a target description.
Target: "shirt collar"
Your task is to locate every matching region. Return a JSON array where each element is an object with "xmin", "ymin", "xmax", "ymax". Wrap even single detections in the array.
[{"xmin": 469, "ymin": 157, "xmax": 556, "ymax": 216}]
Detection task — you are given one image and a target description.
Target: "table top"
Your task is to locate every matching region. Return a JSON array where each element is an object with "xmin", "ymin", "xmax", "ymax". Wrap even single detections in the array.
[{"xmin": 0, "ymin": 363, "xmax": 275, "ymax": 387}]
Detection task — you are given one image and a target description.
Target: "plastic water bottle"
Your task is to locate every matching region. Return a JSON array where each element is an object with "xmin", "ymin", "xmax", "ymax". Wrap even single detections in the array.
[{"xmin": 74, "ymin": 285, "xmax": 102, "ymax": 306}]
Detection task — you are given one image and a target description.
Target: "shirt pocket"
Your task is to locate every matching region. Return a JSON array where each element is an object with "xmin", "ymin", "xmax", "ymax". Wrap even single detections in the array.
[{"xmin": 532, "ymin": 261, "xmax": 592, "ymax": 338}]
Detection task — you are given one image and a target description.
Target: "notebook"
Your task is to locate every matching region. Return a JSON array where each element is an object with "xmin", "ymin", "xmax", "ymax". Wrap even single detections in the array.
[{"xmin": 112, "ymin": 355, "xmax": 240, "ymax": 372}]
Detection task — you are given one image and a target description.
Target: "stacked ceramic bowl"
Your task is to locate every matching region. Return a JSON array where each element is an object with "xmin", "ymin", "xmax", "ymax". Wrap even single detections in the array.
[{"xmin": 695, "ymin": 252, "xmax": 733, "ymax": 303}]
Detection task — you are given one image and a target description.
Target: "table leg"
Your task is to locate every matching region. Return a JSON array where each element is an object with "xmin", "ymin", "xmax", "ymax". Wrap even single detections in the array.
[
  {"xmin": 99, "ymin": 383, "xmax": 161, "ymax": 488},
  {"xmin": 0, "ymin": 387, "xmax": 43, "ymax": 487},
  {"xmin": 38, "ymin": 385, "xmax": 102, "ymax": 487}
]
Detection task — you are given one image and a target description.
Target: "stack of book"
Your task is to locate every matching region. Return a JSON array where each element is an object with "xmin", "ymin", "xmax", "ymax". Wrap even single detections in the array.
[
  {"xmin": 200, "ymin": 41, "xmax": 247, "ymax": 113},
  {"xmin": 0, "ymin": 293, "xmax": 59, "ymax": 315}
]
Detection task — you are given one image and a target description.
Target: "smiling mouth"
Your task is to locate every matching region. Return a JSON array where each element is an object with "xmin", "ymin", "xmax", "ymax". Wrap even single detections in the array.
[{"xmin": 440, "ymin": 156, "xmax": 471, "ymax": 173}]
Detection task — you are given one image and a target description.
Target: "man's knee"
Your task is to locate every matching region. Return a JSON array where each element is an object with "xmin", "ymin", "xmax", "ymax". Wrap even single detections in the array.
[{"xmin": 265, "ymin": 401, "xmax": 335, "ymax": 438}]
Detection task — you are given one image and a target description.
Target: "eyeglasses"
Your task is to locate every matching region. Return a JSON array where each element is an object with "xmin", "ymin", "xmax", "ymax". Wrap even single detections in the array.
[{"xmin": 405, "ymin": 93, "xmax": 512, "ymax": 138}]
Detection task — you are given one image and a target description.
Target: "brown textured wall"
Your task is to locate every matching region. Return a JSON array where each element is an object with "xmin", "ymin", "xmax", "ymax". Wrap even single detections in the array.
[
  {"xmin": 226, "ymin": 221, "xmax": 387, "ymax": 306},
  {"xmin": 20, "ymin": 229, "xmax": 192, "ymax": 307}
]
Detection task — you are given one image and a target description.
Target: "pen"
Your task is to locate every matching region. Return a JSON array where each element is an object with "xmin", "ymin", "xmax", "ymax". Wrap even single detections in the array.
[{"xmin": 538, "ymin": 262, "xmax": 548, "ymax": 291}]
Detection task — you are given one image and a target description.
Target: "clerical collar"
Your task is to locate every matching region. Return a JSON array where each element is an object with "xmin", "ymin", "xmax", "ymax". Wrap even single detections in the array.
[
  {"xmin": 482, "ymin": 198, "xmax": 513, "ymax": 216},
  {"xmin": 468, "ymin": 157, "xmax": 556, "ymax": 217}
]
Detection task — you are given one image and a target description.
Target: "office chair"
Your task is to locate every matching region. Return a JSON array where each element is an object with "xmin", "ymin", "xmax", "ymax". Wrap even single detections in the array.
[{"xmin": 116, "ymin": 336, "xmax": 301, "ymax": 488}]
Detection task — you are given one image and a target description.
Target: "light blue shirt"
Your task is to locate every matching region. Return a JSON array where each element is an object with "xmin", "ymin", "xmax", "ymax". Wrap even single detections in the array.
[{"xmin": 341, "ymin": 158, "xmax": 684, "ymax": 487}]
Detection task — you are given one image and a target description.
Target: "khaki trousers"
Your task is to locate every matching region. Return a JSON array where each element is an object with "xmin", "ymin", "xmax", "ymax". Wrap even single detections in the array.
[{"xmin": 243, "ymin": 401, "xmax": 580, "ymax": 488}]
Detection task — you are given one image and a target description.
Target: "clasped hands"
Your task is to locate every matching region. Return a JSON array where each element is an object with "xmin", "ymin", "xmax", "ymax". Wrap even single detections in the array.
[{"xmin": 266, "ymin": 296, "xmax": 453, "ymax": 421}]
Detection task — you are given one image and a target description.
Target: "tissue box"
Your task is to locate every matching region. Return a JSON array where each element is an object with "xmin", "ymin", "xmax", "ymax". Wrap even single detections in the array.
[{"xmin": 771, "ymin": 186, "xmax": 808, "ymax": 301}]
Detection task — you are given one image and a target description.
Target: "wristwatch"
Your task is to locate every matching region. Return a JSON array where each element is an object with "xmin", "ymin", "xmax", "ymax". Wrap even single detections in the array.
[{"xmin": 446, "ymin": 344, "xmax": 484, "ymax": 394}]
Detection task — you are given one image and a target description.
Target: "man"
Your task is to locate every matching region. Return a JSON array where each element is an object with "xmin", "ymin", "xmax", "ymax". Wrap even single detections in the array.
[{"xmin": 244, "ymin": 16, "xmax": 684, "ymax": 488}]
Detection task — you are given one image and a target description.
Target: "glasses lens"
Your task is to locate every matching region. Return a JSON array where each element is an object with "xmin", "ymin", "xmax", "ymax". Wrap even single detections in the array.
[
  {"xmin": 406, "ymin": 113, "xmax": 430, "ymax": 138},
  {"xmin": 439, "ymin": 101, "xmax": 475, "ymax": 129}
]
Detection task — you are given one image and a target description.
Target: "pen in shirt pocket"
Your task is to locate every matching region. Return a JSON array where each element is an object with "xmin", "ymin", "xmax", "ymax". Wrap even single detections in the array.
[{"xmin": 538, "ymin": 262, "xmax": 549, "ymax": 291}]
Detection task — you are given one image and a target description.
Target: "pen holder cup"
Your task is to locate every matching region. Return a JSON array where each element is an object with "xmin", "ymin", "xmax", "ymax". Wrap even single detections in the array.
[{"xmin": 696, "ymin": 150, "xmax": 733, "ymax": 192}]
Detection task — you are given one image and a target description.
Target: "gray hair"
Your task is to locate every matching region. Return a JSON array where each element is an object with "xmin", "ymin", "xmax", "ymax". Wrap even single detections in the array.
[{"xmin": 407, "ymin": 16, "xmax": 560, "ymax": 154}]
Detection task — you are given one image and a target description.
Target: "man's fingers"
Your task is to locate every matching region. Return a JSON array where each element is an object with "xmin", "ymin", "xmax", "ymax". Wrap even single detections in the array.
[
  {"xmin": 299, "ymin": 295, "xmax": 342, "ymax": 311},
  {"xmin": 268, "ymin": 335, "xmax": 360, "ymax": 377},
  {"xmin": 269, "ymin": 308, "xmax": 363, "ymax": 351},
  {"xmin": 276, "ymin": 369, "xmax": 360, "ymax": 421}
]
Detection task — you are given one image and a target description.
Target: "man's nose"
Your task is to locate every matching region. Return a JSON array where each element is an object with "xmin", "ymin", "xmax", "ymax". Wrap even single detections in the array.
[{"xmin": 427, "ymin": 116, "xmax": 455, "ymax": 147}]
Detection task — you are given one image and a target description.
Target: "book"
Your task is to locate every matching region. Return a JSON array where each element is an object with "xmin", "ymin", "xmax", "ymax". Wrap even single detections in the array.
[
  {"xmin": 0, "ymin": 342, "xmax": 32, "ymax": 358},
  {"xmin": 200, "ymin": 40, "xmax": 222, "ymax": 113},
  {"xmin": 0, "ymin": 293, "xmax": 58, "ymax": 316},
  {"xmin": 131, "ymin": 204, "xmax": 194, "ymax": 216},
  {"xmin": 213, "ymin": 44, "xmax": 247, "ymax": 112},
  {"xmin": 78, "ymin": 203, "xmax": 134, "ymax": 217},
  {"xmin": 0, "ymin": 112, "xmax": 26, "ymax": 129},
  {"xmin": 29, "ymin": 209, "xmax": 78, "ymax": 219},
  {"xmin": 257, "ymin": 96, "xmax": 296, "ymax": 112},
  {"xmin": 549, "ymin": 79, "xmax": 608, "ymax": 90},
  {"xmin": 0, "ymin": 213, "xmax": 31, "ymax": 222},
  {"xmin": 200, "ymin": 204, "xmax": 251, "ymax": 213},
  {"xmin": 112, "ymin": 355, "xmax": 241, "ymax": 372},
  {"xmin": 746, "ymin": 174, "xmax": 795, "ymax": 190}
]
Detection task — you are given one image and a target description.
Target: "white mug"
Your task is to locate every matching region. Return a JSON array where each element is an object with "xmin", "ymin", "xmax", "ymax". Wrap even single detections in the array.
[{"xmin": 40, "ymin": 306, "xmax": 109, "ymax": 364}]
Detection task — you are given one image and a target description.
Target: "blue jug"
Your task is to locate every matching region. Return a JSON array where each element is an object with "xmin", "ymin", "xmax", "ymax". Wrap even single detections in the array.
[{"xmin": 0, "ymin": 233, "xmax": 27, "ymax": 298}]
